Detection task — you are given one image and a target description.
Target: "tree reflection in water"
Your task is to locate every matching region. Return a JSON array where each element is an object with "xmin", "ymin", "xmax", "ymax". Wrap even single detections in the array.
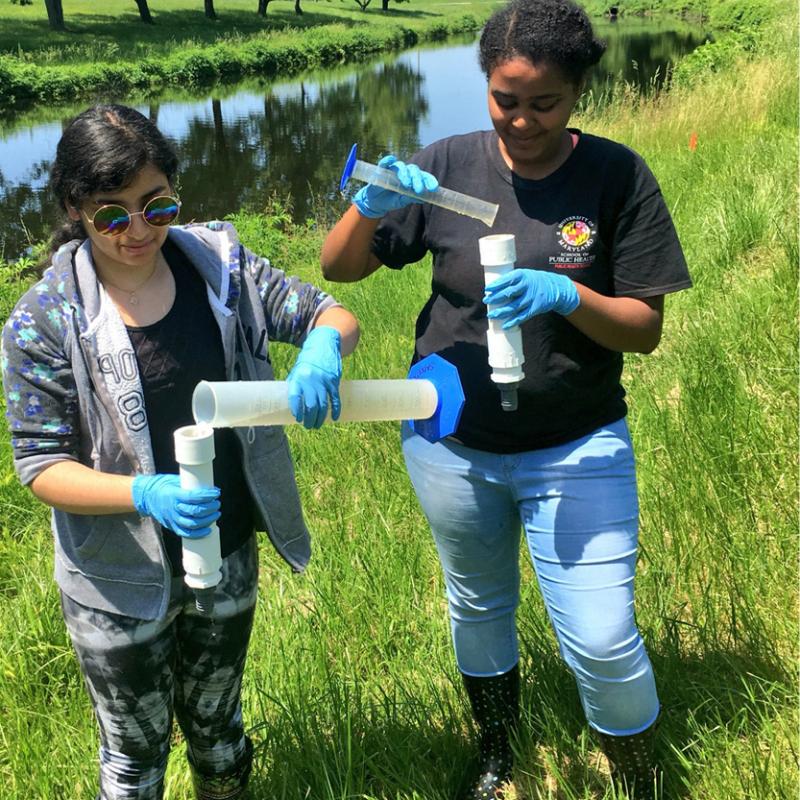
[{"xmin": 0, "ymin": 21, "xmax": 711, "ymax": 259}]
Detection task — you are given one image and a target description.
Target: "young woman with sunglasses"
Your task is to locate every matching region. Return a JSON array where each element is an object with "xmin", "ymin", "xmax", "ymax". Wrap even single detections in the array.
[
  {"xmin": 322, "ymin": 1, "xmax": 691, "ymax": 797},
  {"xmin": 2, "ymin": 104, "xmax": 359, "ymax": 800}
]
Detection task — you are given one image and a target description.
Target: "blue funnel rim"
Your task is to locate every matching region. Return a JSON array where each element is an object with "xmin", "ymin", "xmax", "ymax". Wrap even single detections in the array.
[
  {"xmin": 407, "ymin": 353, "xmax": 465, "ymax": 443},
  {"xmin": 340, "ymin": 143, "xmax": 358, "ymax": 192}
]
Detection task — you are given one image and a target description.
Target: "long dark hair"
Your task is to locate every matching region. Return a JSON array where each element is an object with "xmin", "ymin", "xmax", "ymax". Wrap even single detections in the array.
[
  {"xmin": 48, "ymin": 104, "xmax": 179, "ymax": 255},
  {"xmin": 479, "ymin": 0, "xmax": 606, "ymax": 86}
]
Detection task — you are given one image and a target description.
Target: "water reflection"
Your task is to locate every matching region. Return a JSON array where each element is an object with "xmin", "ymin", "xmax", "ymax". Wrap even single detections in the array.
[
  {"xmin": 595, "ymin": 18, "xmax": 710, "ymax": 89},
  {"xmin": 0, "ymin": 20, "xmax": 710, "ymax": 259},
  {"xmin": 175, "ymin": 61, "xmax": 427, "ymax": 226}
]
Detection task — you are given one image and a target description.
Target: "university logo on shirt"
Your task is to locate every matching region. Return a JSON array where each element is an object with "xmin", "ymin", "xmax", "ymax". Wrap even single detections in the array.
[
  {"xmin": 557, "ymin": 216, "xmax": 596, "ymax": 250},
  {"xmin": 550, "ymin": 215, "xmax": 598, "ymax": 270}
]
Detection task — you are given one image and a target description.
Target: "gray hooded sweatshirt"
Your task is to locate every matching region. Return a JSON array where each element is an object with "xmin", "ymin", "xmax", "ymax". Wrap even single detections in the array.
[{"xmin": 2, "ymin": 221, "xmax": 338, "ymax": 620}]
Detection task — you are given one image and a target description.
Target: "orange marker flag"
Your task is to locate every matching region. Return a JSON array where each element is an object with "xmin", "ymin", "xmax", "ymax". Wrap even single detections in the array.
[{"xmin": 689, "ymin": 131, "xmax": 698, "ymax": 152}]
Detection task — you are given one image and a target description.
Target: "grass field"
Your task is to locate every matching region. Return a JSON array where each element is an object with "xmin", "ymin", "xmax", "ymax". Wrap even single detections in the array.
[
  {"xmin": 0, "ymin": 6, "xmax": 797, "ymax": 800},
  {"xmin": 0, "ymin": 0, "xmax": 502, "ymax": 63},
  {"xmin": 0, "ymin": 0, "xmax": 496, "ymax": 111},
  {"xmin": 0, "ymin": 0, "xmax": 720, "ymax": 66}
]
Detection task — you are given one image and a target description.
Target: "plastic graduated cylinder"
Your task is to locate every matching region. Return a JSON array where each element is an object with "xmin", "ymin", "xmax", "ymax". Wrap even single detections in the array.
[
  {"xmin": 479, "ymin": 234, "xmax": 526, "ymax": 412},
  {"xmin": 340, "ymin": 143, "xmax": 499, "ymax": 228},
  {"xmin": 173, "ymin": 424, "xmax": 222, "ymax": 616}
]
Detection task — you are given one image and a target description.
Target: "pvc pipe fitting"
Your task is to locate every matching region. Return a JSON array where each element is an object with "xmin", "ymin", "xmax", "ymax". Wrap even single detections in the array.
[
  {"xmin": 192, "ymin": 354, "xmax": 465, "ymax": 443},
  {"xmin": 173, "ymin": 424, "xmax": 222, "ymax": 616},
  {"xmin": 479, "ymin": 234, "xmax": 526, "ymax": 412}
]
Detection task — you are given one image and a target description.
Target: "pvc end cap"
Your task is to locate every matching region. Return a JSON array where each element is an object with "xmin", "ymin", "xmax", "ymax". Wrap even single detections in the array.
[
  {"xmin": 407, "ymin": 354, "xmax": 465, "ymax": 442},
  {"xmin": 479, "ymin": 234, "xmax": 516, "ymax": 266},
  {"xmin": 193, "ymin": 587, "xmax": 216, "ymax": 616},
  {"xmin": 174, "ymin": 424, "xmax": 215, "ymax": 464},
  {"xmin": 340, "ymin": 143, "xmax": 358, "ymax": 192}
]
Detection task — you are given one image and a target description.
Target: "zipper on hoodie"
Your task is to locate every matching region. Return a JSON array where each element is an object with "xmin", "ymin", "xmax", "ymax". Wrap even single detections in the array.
[{"xmin": 78, "ymin": 327, "xmax": 173, "ymax": 617}]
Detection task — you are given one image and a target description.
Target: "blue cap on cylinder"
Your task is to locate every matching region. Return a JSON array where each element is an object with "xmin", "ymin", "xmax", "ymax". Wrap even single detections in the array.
[
  {"xmin": 407, "ymin": 354, "xmax": 465, "ymax": 442},
  {"xmin": 340, "ymin": 143, "xmax": 359, "ymax": 192}
]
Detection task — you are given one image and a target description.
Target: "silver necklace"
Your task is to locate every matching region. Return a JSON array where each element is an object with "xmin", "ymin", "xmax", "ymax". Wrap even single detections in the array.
[{"xmin": 101, "ymin": 262, "xmax": 161, "ymax": 306}]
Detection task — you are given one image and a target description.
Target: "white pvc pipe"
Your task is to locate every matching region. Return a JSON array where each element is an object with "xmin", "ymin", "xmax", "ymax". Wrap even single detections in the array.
[
  {"xmin": 479, "ymin": 234, "xmax": 526, "ymax": 384},
  {"xmin": 193, "ymin": 379, "xmax": 439, "ymax": 429},
  {"xmin": 479, "ymin": 234, "xmax": 526, "ymax": 412},
  {"xmin": 173, "ymin": 424, "xmax": 222, "ymax": 615}
]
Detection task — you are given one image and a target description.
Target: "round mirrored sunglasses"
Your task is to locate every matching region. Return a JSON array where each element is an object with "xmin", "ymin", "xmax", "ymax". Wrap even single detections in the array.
[{"xmin": 86, "ymin": 195, "xmax": 181, "ymax": 237}]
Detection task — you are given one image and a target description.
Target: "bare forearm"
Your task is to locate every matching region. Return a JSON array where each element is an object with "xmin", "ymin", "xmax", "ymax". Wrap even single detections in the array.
[
  {"xmin": 567, "ymin": 285, "xmax": 664, "ymax": 354},
  {"xmin": 30, "ymin": 460, "xmax": 136, "ymax": 515},
  {"xmin": 320, "ymin": 205, "xmax": 382, "ymax": 282},
  {"xmin": 315, "ymin": 305, "xmax": 360, "ymax": 356}
]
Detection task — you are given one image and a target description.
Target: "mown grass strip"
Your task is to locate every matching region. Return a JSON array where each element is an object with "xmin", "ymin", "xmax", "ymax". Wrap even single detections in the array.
[{"xmin": 0, "ymin": 13, "xmax": 486, "ymax": 111}]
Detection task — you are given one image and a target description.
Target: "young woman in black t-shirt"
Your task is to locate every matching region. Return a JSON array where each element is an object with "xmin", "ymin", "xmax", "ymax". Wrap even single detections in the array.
[{"xmin": 321, "ymin": 1, "xmax": 690, "ymax": 797}]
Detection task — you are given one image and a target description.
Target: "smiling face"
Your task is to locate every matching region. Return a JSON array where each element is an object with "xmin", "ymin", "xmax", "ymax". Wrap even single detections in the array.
[
  {"xmin": 68, "ymin": 162, "xmax": 174, "ymax": 278},
  {"xmin": 487, "ymin": 56, "xmax": 582, "ymax": 178}
]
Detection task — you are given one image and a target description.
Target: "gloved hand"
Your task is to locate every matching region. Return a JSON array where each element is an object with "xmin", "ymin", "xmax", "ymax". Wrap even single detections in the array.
[
  {"xmin": 352, "ymin": 155, "xmax": 439, "ymax": 218},
  {"xmin": 131, "ymin": 474, "xmax": 220, "ymax": 539},
  {"xmin": 483, "ymin": 269, "xmax": 580, "ymax": 329},
  {"xmin": 286, "ymin": 325, "xmax": 342, "ymax": 429}
]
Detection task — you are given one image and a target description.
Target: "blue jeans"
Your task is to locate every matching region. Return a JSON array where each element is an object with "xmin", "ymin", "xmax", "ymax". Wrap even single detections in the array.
[{"xmin": 402, "ymin": 418, "xmax": 659, "ymax": 736}]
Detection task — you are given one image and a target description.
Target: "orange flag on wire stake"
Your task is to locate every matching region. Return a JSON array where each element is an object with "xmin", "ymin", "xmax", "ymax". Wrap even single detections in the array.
[{"xmin": 689, "ymin": 131, "xmax": 698, "ymax": 151}]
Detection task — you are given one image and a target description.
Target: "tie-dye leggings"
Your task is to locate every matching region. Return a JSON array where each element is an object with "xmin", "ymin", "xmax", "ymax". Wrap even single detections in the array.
[{"xmin": 61, "ymin": 536, "xmax": 258, "ymax": 800}]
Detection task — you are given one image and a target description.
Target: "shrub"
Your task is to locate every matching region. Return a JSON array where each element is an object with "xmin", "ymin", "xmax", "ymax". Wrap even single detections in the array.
[
  {"xmin": 207, "ymin": 44, "xmax": 245, "ymax": 81},
  {"xmin": 427, "ymin": 23, "xmax": 449, "ymax": 42},
  {"xmin": 94, "ymin": 64, "xmax": 134, "ymax": 95},
  {"xmin": 172, "ymin": 52, "xmax": 219, "ymax": 85},
  {"xmin": 33, "ymin": 66, "xmax": 81, "ymax": 104},
  {"xmin": 0, "ymin": 56, "xmax": 35, "ymax": 108},
  {"xmin": 449, "ymin": 13, "xmax": 479, "ymax": 34},
  {"xmin": 708, "ymin": 0, "xmax": 775, "ymax": 32}
]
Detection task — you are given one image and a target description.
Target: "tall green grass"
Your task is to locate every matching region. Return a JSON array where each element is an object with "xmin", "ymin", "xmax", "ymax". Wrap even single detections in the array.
[{"xmin": 0, "ymin": 12, "xmax": 797, "ymax": 800}]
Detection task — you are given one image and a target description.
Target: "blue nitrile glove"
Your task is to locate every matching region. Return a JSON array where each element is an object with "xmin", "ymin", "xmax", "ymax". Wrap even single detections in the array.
[
  {"xmin": 483, "ymin": 269, "xmax": 580, "ymax": 329},
  {"xmin": 352, "ymin": 155, "xmax": 439, "ymax": 218},
  {"xmin": 286, "ymin": 325, "xmax": 342, "ymax": 430},
  {"xmin": 131, "ymin": 474, "xmax": 221, "ymax": 539}
]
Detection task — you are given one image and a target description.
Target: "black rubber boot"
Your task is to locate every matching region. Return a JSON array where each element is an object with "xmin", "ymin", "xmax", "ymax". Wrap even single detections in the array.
[
  {"xmin": 595, "ymin": 717, "xmax": 660, "ymax": 800},
  {"xmin": 461, "ymin": 664, "xmax": 520, "ymax": 800},
  {"xmin": 190, "ymin": 736, "xmax": 254, "ymax": 800}
]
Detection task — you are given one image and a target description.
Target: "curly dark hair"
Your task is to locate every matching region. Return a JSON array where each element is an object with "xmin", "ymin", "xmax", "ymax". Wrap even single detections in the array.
[
  {"xmin": 479, "ymin": 0, "xmax": 606, "ymax": 85},
  {"xmin": 48, "ymin": 104, "xmax": 179, "ymax": 255}
]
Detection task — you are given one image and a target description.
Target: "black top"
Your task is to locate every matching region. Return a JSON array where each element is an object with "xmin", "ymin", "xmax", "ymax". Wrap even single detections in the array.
[
  {"xmin": 372, "ymin": 130, "xmax": 692, "ymax": 453},
  {"xmin": 128, "ymin": 239, "xmax": 254, "ymax": 574}
]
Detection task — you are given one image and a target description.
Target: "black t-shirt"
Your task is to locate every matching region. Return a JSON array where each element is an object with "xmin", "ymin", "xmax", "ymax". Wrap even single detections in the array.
[
  {"xmin": 127, "ymin": 239, "xmax": 254, "ymax": 574},
  {"xmin": 372, "ymin": 130, "xmax": 692, "ymax": 453}
]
